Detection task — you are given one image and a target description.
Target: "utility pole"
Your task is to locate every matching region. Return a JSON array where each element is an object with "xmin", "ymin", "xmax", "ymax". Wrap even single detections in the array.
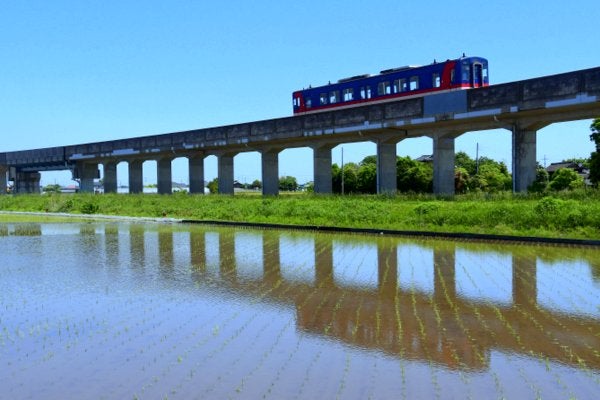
[
  {"xmin": 341, "ymin": 147, "xmax": 345, "ymax": 195},
  {"xmin": 475, "ymin": 142, "xmax": 479, "ymax": 175}
]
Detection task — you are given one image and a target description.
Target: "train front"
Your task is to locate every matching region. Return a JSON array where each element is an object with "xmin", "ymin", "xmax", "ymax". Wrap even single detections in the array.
[{"xmin": 455, "ymin": 56, "xmax": 489, "ymax": 88}]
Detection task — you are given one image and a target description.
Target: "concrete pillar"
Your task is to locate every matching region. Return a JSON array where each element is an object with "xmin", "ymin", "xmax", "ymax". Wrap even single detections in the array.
[
  {"xmin": 188, "ymin": 154, "xmax": 205, "ymax": 194},
  {"xmin": 261, "ymin": 149, "xmax": 280, "ymax": 196},
  {"xmin": 376, "ymin": 141, "xmax": 398, "ymax": 194},
  {"xmin": 157, "ymin": 157, "xmax": 173, "ymax": 195},
  {"xmin": 15, "ymin": 171, "xmax": 41, "ymax": 194},
  {"xmin": 217, "ymin": 153, "xmax": 235, "ymax": 195},
  {"xmin": 433, "ymin": 135, "xmax": 455, "ymax": 195},
  {"xmin": 128, "ymin": 160, "xmax": 144, "ymax": 194},
  {"xmin": 0, "ymin": 166, "xmax": 7, "ymax": 194},
  {"xmin": 103, "ymin": 162, "xmax": 118, "ymax": 193},
  {"xmin": 77, "ymin": 162, "xmax": 98, "ymax": 193},
  {"xmin": 312, "ymin": 144, "xmax": 333, "ymax": 194},
  {"xmin": 512, "ymin": 128, "xmax": 537, "ymax": 193}
]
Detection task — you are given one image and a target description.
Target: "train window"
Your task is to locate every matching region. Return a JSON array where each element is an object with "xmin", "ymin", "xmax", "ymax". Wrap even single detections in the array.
[
  {"xmin": 293, "ymin": 98, "xmax": 298, "ymax": 107},
  {"xmin": 395, "ymin": 78, "xmax": 407, "ymax": 92},
  {"xmin": 433, "ymin": 73, "xmax": 441, "ymax": 88},
  {"xmin": 378, "ymin": 81, "xmax": 391, "ymax": 96},
  {"xmin": 329, "ymin": 90, "xmax": 340, "ymax": 104},
  {"xmin": 320, "ymin": 93, "xmax": 328, "ymax": 105},
  {"xmin": 462, "ymin": 64, "xmax": 470, "ymax": 81},
  {"xmin": 306, "ymin": 98, "xmax": 312, "ymax": 108},
  {"xmin": 483, "ymin": 66, "xmax": 489, "ymax": 80},
  {"xmin": 360, "ymin": 86, "xmax": 372, "ymax": 99},
  {"xmin": 343, "ymin": 88, "xmax": 353, "ymax": 101},
  {"xmin": 451, "ymin": 70, "xmax": 455, "ymax": 83},
  {"xmin": 410, "ymin": 76, "xmax": 419, "ymax": 90}
]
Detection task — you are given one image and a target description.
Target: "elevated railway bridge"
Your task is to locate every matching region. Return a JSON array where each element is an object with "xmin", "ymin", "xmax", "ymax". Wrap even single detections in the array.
[{"xmin": 1, "ymin": 66, "xmax": 599, "ymax": 195}]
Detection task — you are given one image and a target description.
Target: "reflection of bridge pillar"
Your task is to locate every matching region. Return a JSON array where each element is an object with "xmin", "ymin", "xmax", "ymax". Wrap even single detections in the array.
[
  {"xmin": 315, "ymin": 238, "xmax": 334, "ymax": 287},
  {"xmin": 0, "ymin": 165, "xmax": 7, "ymax": 194},
  {"xmin": 188, "ymin": 154, "xmax": 205, "ymax": 194},
  {"xmin": 158, "ymin": 230, "xmax": 174, "ymax": 269},
  {"xmin": 434, "ymin": 246, "xmax": 456, "ymax": 303},
  {"xmin": 129, "ymin": 224, "xmax": 145, "ymax": 267},
  {"xmin": 103, "ymin": 162, "xmax": 118, "ymax": 193},
  {"xmin": 263, "ymin": 231, "xmax": 281, "ymax": 282},
  {"xmin": 512, "ymin": 253, "xmax": 537, "ymax": 306},
  {"xmin": 217, "ymin": 153, "xmax": 236, "ymax": 195},
  {"xmin": 128, "ymin": 160, "xmax": 144, "ymax": 194},
  {"xmin": 261, "ymin": 148, "xmax": 281, "ymax": 196},
  {"xmin": 157, "ymin": 157, "xmax": 173, "ymax": 195},
  {"xmin": 190, "ymin": 230, "xmax": 206, "ymax": 270},
  {"xmin": 105, "ymin": 225, "xmax": 119, "ymax": 267},
  {"xmin": 219, "ymin": 231, "xmax": 236, "ymax": 281},
  {"xmin": 76, "ymin": 162, "xmax": 98, "ymax": 193},
  {"xmin": 378, "ymin": 242, "xmax": 398, "ymax": 294},
  {"xmin": 312, "ymin": 144, "xmax": 334, "ymax": 194},
  {"xmin": 512, "ymin": 127, "xmax": 537, "ymax": 193},
  {"xmin": 14, "ymin": 224, "xmax": 42, "ymax": 236}
]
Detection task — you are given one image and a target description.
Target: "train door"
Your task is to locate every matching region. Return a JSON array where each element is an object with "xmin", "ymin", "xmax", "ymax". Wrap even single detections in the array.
[{"xmin": 472, "ymin": 63, "xmax": 484, "ymax": 88}]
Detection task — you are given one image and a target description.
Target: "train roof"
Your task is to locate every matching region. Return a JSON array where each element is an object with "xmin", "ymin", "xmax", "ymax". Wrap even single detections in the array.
[{"xmin": 297, "ymin": 55, "xmax": 487, "ymax": 93}]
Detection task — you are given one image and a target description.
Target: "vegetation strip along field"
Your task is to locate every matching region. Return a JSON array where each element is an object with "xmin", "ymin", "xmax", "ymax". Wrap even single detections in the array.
[{"xmin": 1, "ymin": 191, "xmax": 600, "ymax": 241}]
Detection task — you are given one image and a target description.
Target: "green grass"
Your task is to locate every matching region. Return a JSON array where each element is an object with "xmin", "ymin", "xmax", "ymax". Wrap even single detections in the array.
[{"xmin": 1, "ymin": 190, "xmax": 600, "ymax": 240}]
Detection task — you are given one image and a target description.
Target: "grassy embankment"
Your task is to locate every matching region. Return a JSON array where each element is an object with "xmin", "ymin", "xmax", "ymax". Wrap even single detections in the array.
[{"xmin": 2, "ymin": 190, "xmax": 600, "ymax": 240}]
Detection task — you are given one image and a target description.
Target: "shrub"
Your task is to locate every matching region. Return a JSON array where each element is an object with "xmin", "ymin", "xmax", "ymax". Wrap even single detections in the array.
[{"xmin": 80, "ymin": 201, "xmax": 100, "ymax": 214}]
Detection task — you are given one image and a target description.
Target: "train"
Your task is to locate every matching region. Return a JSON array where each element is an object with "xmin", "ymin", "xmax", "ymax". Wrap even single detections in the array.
[{"xmin": 292, "ymin": 55, "xmax": 488, "ymax": 115}]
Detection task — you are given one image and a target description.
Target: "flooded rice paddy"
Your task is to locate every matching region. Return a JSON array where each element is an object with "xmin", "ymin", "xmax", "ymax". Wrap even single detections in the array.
[{"xmin": 1, "ymin": 221, "xmax": 600, "ymax": 399}]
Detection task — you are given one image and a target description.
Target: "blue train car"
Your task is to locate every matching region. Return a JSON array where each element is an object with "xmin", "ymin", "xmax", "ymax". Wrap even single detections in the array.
[{"xmin": 292, "ymin": 55, "xmax": 488, "ymax": 115}]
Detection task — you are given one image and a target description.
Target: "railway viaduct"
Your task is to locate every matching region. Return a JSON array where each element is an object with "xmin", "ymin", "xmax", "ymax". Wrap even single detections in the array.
[{"xmin": 1, "ymin": 66, "xmax": 600, "ymax": 195}]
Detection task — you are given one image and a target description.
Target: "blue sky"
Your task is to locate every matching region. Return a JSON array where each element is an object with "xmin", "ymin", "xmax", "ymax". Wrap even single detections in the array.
[{"xmin": 1, "ymin": 1, "xmax": 598, "ymax": 186}]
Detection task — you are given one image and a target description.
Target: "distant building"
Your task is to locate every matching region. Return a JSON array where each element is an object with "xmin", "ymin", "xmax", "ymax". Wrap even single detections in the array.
[
  {"xmin": 415, "ymin": 155, "xmax": 433, "ymax": 163},
  {"xmin": 546, "ymin": 161, "xmax": 590, "ymax": 185}
]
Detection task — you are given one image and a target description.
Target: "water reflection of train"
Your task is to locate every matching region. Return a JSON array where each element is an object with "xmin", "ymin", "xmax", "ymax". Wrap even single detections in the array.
[{"xmin": 292, "ymin": 55, "xmax": 489, "ymax": 115}]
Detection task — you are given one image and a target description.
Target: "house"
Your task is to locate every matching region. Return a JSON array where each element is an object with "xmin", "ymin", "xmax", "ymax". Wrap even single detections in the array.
[
  {"xmin": 546, "ymin": 161, "xmax": 590, "ymax": 184},
  {"xmin": 415, "ymin": 155, "xmax": 433, "ymax": 163}
]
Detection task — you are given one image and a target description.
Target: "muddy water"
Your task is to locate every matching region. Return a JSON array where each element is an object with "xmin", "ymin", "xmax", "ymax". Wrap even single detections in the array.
[{"xmin": 1, "ymin": 222, "xmax": 599, "ymax": 399}]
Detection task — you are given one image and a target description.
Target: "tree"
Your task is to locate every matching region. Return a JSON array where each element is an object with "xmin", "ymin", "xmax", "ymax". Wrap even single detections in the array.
[
  {"xmin": 251, "ymin": 179, "xmax": 262, "ymax": 190},
  {"xmin": 548, "ymin": 168, "xmax": 584, "ymax": 191},
  {"xmin": 42, "ymin": 184, "xmax": 62, "ymax": 193},
  {"xmin": 455, "ymin": 151, "xmax": 477, "ymax": 175},
  {"xmin": 589, "ymin": 118, "xmax": 600, "ymax": 186},
  {"xmin": 396, "ymin": 156, "xmax": 432, "ymax": 193},
  {"xmin": 528, "ymin": 164, "xmax": 549, "ymax": 192},
  {"xmin": 207, "ymin": 178, "xmax": 218, "ymax": 194},
  {"xmin": 357, "ymin": 162, "xmax": 377, "ymax": 193},
  {"xmin": 360, "ymin": 155, "xmax": 377, "ymax": 166},
  {"xmin": 334, "ymin": 157, "xmax": 376, "ymax": 194},
  {"xmin": 341, "ymin": 163, "xmax": 359, "ymax": 193},
  {"xmin": 331, "ymin": 163, "xmax": 342, "ymax": 193},
  {"xmin": 454, "ymin": 167, "xmax": 470, "ymax": 194},
  {"xmin": 279, "ymin": 175, "xmax": 298, "ymax": 191}
]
